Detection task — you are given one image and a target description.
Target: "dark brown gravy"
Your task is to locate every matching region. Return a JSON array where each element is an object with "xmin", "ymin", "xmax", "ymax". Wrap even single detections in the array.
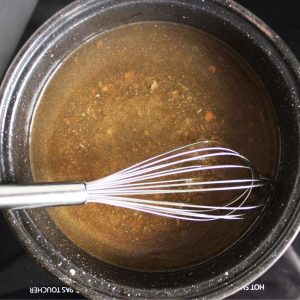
[{"xmin": 30, "ymin": 22, "xmax": 279, "ymax": 271}]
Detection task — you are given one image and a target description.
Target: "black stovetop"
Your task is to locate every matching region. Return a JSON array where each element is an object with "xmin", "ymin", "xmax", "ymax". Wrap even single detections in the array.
[{"xmin": 0, "ymin": 0, "xmax": 299, "ymax": 299}]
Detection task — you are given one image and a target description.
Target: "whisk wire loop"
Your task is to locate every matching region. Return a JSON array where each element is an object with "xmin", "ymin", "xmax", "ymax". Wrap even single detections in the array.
[{"xmin": 86, "ymin": 142, "xmax": 269, "ymax": 221}]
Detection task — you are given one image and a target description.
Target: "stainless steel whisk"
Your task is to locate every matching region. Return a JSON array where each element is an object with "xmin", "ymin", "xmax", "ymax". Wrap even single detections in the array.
[{"xmin": 0, "ymin": 142, "xmax": 269, "ymax": 221}]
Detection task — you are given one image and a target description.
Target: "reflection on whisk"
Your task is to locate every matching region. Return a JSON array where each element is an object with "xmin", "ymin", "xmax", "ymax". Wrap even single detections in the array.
[{"xmin": 86, "ymin": 141, "xmax": 271, "ymax": 221}]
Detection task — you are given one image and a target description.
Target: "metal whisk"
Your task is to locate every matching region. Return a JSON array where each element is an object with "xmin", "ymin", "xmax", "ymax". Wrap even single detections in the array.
[{"xmin": 0, "ymin": 142, "xmax": 270, "ymax": 221}]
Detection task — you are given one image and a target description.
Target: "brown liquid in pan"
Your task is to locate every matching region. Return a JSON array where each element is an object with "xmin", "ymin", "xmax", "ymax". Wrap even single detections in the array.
[{"xmin": 30, "ymin": 22, "xmax": 279, "ymax": 271}]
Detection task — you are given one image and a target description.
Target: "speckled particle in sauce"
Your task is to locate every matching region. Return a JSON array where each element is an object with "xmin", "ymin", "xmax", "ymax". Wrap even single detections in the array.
[{"xmin": 30, "ymin": 22, "xmax": 279, "ymax": 271}]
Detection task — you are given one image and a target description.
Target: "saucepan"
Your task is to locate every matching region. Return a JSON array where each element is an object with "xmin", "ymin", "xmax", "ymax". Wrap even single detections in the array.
[{"xmin": 0, "ymin": 0, "xmax": 300, "ymax": 298}]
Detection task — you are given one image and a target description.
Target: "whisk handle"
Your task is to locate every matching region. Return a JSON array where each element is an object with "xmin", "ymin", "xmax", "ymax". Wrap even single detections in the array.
[{"xmin": 0, "ymin": 183, "xmax": 87, "ymax": 209}]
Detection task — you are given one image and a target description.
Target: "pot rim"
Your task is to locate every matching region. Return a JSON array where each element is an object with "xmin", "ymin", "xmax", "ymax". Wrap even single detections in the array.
[{"xmin": 1, "ymin": 0, "xmax": 300, "ymax": 298}]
